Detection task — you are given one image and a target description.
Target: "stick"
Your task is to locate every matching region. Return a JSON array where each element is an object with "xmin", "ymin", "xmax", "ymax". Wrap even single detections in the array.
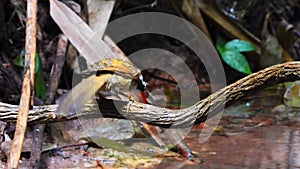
[
  {"xmin": 8, "ymin": 0, "xmax": 38, "ymax": 168},
  {"xmin": 29, "ymin": 34, "xmax": 68, "ymax": 169},
  {"xmin": 0, "ymin": 62, "xmax": 299, "ymax": 128}
]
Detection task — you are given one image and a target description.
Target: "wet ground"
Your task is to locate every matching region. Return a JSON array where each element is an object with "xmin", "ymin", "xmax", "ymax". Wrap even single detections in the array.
[
  {"xmin": 34, "ymin": 86, "xmax": 300, "ymax": 168},
  {"xmin": 154, "ymin": 86, "xmax": 300, "ymax": 168},
  {"xmin": 181, "ymin": 125, "xmax": 300, "ymax": 168}
]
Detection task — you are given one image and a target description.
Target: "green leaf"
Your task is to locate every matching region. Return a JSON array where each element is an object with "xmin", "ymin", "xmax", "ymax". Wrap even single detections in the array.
[
  {"xmin": 225, "ymin": 39, "xmax": 256, "ymax": 52},
  {"xmin": 13, "ymin": 50, "xmax": 26, "ymax": 67},
  {"xmin": 216, "ymin": 37, "xmax": 226, "ymax": 54},
  {"xmin": 35, "ymin": 53, "xmax": 46, "ymax": 100},
  {"xmin": 35, "ymin": 53, "xmax": 41, "ymax": 73},
  {"xmin": 221, "ymin": 50, "xmax": 252, "ymax": 74},
  {"xmin": 13, "ymin": 50, "xmax": 46, "ymax": 99},
  {"xmin": 35, "ymin": 69, "xmax": 46, "ymax": 100}
]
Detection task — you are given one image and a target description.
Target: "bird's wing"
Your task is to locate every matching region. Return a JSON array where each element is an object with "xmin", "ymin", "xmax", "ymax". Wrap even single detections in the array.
[{"xmin": 56, "ymin": 74, "xmax": 112, "ymax": 116}]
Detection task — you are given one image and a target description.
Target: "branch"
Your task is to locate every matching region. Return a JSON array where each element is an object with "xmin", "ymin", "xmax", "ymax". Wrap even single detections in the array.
[
  {"xmin": 29, "ymin": 34, "xmax": 68, "ymax": 169},
  {"xmin": 8, "ymin": 0, "xmax": 38, "ymax": 168},
  {"xmin": 0, "ymin": 62, "xmax": 300, "ymax": 128}
]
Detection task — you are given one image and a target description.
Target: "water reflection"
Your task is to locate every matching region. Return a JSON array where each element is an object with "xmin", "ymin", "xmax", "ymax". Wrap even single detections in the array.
[{"xmin": 155, "ymin": 87, "xmax": 300, "ymax": 168}]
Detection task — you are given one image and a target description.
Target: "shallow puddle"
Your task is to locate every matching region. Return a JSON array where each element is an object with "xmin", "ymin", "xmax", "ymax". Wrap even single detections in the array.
[
  {"xmin": 154, "ymin": 87, "xmax": 300, "ymax": 168},
  {"xmin": 181, "ymin": 126, "xmax": 300, "ymax": 168}
]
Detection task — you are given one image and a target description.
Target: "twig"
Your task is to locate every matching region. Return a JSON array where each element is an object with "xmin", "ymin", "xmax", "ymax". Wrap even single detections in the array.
[
  {"xmin": 0, "ymin": 62, "xmax": 299, "ymax": 127},
  {"xmin": 29, "ymin": 34, "xmax": 68, "ymax": 169},
  {"xmin": 45, "ymin": 35, "xmax": 68, "ymax": 103},
  {"xmin": 8, "ymin": 0, "xmax": 38, "ymax": 168}
]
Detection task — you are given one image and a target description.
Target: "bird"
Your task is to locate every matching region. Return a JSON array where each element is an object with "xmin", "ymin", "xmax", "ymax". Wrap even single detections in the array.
[
  {"xmin": 55, "ymin": 58, "xmax": 193, "ymax": 158},
  {"xmin": 55, "ymin": 58, "xmax": 148, "ymax": 116}
]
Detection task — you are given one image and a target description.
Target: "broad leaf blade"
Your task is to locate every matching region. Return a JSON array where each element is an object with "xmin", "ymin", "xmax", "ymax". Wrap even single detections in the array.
[
  {"xmin": 88, "ymin": 0, "xmax": 115, "ymax": 37},
  {"xmin": 35, "ymin": 53, "xmax": 46, "ymax": 100},
  {"xmin": 216, "ymin": 37, "xmax": 226, "ymax": 54},
  {"xmin": 13, "ymin": 50, "xmax": 25, "ymax": 67},
  {"xmin": 49, "ymin": 0, "xmax": 117, "ymax": 64},
  {"xmin": 221, "ymin": 50, "xmax": 252, "ymax": 74},
  {"xmin": 225, "ymin": 39, "xmax": 256, "ymax": 52},
  {"xmin": 13, "ymin": 51, "xmax": 46, "ymax": 99}
]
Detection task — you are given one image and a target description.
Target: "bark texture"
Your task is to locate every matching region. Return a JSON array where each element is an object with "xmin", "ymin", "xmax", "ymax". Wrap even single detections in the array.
[{"xmin": 0, "ymin": 62, "xmax": 299, "ymax": 128}]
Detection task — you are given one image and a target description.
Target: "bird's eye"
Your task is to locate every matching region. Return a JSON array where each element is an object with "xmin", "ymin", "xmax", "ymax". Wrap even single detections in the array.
[
  {"xmin": 140, "ymin": 76, "xmax": 147, "ymax": 87},
  {"xmin": 137, "ymin": 75, "xmax": 147, "ymax": 90}
]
